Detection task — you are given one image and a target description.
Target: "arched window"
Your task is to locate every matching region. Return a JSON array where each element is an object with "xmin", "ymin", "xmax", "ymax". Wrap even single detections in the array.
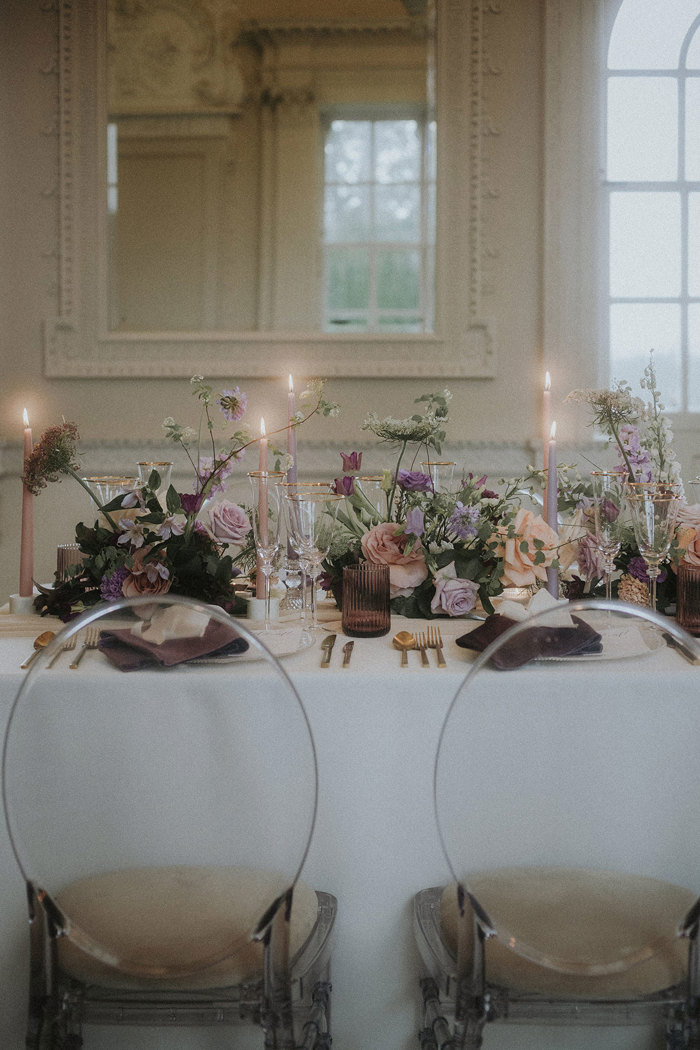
[{"xmin": 606, "ymin": 0, "xmax": 700, "ymax": 411}]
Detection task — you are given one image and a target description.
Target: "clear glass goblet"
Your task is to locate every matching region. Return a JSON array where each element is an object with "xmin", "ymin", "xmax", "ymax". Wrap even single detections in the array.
[
  {"xmin": 248, "ymin": 471, "xmax": 285, "ymax": 631},
  {"xmin": 284, "ymin": 493, "xmax": 343, "ymax": 632},
  {"xmin": 589, "ymin": 470, "xmax": 625, "ymax": 600},
  {"xmin": 277, "ymin": 482, "xmax": 332, "ymax": 621},
  {"xmin": 625, "ymin": 480, "xmax": 681, "ymax": 611}
]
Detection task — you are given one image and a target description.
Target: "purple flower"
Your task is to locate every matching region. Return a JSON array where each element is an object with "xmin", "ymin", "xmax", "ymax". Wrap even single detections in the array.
[
  {"xmin": 448, "ymin": 501, "xmax": 480, "ymax": 540},
  {"xmin": 340, "ymin": 451, "xmax": 362, "ymax": 472},
  {"xmin": 576, "ymin": 534, "xmax": 605, "ymax": 581},
  {"xmin": 397, "ymin": 470, "xmax": 433, "ymax": 492},
  {"xmin": 180, "ymin": 492, "xmax": 204, "ymax": 515},
  {"xmin": 332, "ymin": 475, "xmax": 355, "ymax": 496},
  {"xmin": 217, "ymin": 387, "xmax": 247, "ymax": 422},
  {"xmin": 481, "ymin": 488, "xmax": 499, "ymax": 500},
  {"xmin": 198, "ymin": 456, "xmax": 234, "ymax": 497},
  {"xmin": 430, "ymin": 563, "xmax": 479, "ymax": 616},
  {"xmin": 628, "ymin": 555, "xmax": 667, "ymax": 585},
  {"xmin": 601, "ymin": 497, "xmax": 620, "ymax": 523},
  {"xmin": 404, "ymin": 507, "xmax": 425, "ymax": 538},
  {"xmin": 100, "ymin": 565, "xmax": 129, "ymax": 602},
  {"xmin": 618, "ymin": 424, "xmax": 652, "ymax": 482}
]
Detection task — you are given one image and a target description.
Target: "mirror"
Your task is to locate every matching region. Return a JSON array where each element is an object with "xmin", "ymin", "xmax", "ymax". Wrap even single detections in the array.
[
  {"xmin": 46, "ymin": 0, "xmax": 495, "ymax": 378},
  {"xmin": 107, "ymin": 0, "xmax": 435, "ymax": 336}
]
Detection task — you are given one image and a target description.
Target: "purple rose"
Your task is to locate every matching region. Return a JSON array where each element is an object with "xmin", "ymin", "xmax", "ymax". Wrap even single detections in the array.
[
  {"xmin": 397, "ymin": 470, "xmax": 433, "ymax": 492},
  {"xmin": 430, "ymin": 565, "xmax": 479, "ymax": 616},
  {"xmin": 340, "ymin": 451, "xmax": 362, "ymax": 472},
  {"xmin": 404, "ymin": 507, "xmax": 425, "ymax": 538},
  {"xmin": 576, "ymin": 534, "xmax": 605, "ymax": 581},
  {"xmin": 179, "ymin": 492, "xmax": 204, "ymax": 515},
  {"xmin": 628, "ymin": 555, "xmax": 666, "ymax": 584},
  {"xmin": 208, "ymin": 501, "xmax": 251, "ymax": 544},
  {"xmin": 332, "ymin": 475, "xmax": 355, "ymax": 496}
]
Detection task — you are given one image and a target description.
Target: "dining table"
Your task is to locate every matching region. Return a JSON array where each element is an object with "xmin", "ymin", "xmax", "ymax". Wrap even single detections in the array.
[{"xmin": 0, "ymin": 598, "xmax": 697, "ymax": 1050}]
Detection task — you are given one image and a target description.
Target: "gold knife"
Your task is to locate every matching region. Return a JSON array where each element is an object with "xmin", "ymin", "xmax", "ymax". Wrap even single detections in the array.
[
  {"xmin": 320, "ymin": 633, "xmax": 336, "ymax": 667},
  {"xmin": 662, "ymin": 631, "xmax": 700, "ymax": 665},
  {"xmin": 342, "ymin": 640, "xmax": 354, "ymax": 667}
]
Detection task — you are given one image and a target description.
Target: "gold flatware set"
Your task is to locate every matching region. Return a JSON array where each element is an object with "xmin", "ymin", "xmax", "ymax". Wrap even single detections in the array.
[
  {"xmin": 392, "ymin": 626, "xmax": 446, "ymax": 667},
  {"xmin": 20, "ymin": 628, "xmax": 100, "ymax": 670}
]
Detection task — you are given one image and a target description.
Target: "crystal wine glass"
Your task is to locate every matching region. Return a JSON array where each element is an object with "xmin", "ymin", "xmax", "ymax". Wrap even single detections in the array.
[
  {"xmin": 588, "ymin": 470, "xmax": 626, "ymax": 600},
  {"xmin": 284, "ymin": 492, "xmax": 343, "ymax": 632},
  {"xmin": 248, "ymin": 471, "xmax": 285, "ymax": 631},
  {"xmin": 277, "ymin": 482, "xmax": 333, "ymax": 620},
  {"xmin": 624, "ymin": 480, "xmax": 681, "ymax": 611}
]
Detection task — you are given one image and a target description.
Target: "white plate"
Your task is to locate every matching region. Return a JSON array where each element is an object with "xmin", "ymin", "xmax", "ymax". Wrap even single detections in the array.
[
  {"xmin": 189, "ymin": 626, "xmax": 314, "ymax": 664},
  {"xmin": 538, "ymin": 615, "xmax": 665, "ymax": 662}
]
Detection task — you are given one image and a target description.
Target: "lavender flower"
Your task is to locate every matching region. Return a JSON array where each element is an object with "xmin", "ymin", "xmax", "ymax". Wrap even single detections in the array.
[
  {"xmin": 448, "ymin": 501, "xmax": 480, "ymax": 540},
  {"xmin": 100, "ymin": 565, "xmax": 129, "ymax": 602},
  {"xmin": 217, "ymin": 387, "xmax": 247, "ymax": 422},
  {"xmin": 198, "ymin": 456, "xmax": 234, "ymax": 497},
  {"xmin": 180, "ymin": 492, "xmax": 204, "ymax": 515},
  {"xmin": 404, "ymin": 507, "xmax": 425, "ymax": 538},
  {"xmin": 618, "ymin": 424, "xmax": 652, "ymax": 482},
  {"xmin": 397, "ymin": 470, "xmax": 433, "ymax": 492}
]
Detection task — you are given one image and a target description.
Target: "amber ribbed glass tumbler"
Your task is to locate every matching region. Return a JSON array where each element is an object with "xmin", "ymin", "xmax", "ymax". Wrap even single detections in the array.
[
  {"xmin": 341, "ymin": 563, "xmax": 391, "ymax": 638},
  {"xmin": 677, "ymin": 560, "xmax": 700, "ymax": 635}
]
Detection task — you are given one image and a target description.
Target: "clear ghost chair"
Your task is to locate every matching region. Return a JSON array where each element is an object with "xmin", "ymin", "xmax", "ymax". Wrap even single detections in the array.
[
  {"xmin": 2, "ymin": 594, "xmax": 335, "ymax": 1050},
  {"xmin": 414, "ymin": 598, "xmax": 700, "ymax": 1049}
]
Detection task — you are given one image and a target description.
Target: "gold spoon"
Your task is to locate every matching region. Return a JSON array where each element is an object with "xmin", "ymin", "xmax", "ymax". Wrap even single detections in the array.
[
  {"xmin": 392, "ymin": 630, "xmax": 415, "ymax": 668},
  {"xmin": 20, "ymin": 630, "xmax": 56, "ymax": 670}
]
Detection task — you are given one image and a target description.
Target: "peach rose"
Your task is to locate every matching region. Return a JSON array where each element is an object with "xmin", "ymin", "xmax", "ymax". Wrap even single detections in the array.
[
  {"xmin": 496, "ymin": 508, "xmax": 558, "ymax": 588},
  {"xmin": 361, "ymin": 521, "xmax": 429, "ymax": 598},
  {"xmin": 121, "ymin": 549, "xmax": 172, "ymax": 599}
]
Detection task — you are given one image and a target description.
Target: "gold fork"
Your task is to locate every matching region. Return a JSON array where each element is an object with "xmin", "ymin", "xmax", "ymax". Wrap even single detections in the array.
[
  {"xmin": 416, "ymin": 631, "xmax": 430, "ymax": 667},
  {"xmin": 69, "ymin": 628, "xmax": 100, "ymax": 669},
  {"xmin": 47, "ymin": 634, "xmax": 77, "ymax": 669},
  {"xmin": 426, "ymin": 624, "xmax": 447, "ymax": 667}
]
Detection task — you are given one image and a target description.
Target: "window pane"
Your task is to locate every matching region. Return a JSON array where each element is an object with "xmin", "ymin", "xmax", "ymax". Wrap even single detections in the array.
[
  {"xmin": 685, "ymin": 80, "xmax": 700, "ymax": 179},
  {"xmin": 690, "ymin": 194, "xmax": 700, "ymax": 296},
  {"xmin": 610, "ymin": 303, "xmax": 681, "ymax": 409},
  {"xmin": 376, "ymin": 250, "xmax": 419, "ymax": 309},
  {"xmin": 609, "ymin": 192, "xmax": 680, "ymax": 296},
  {"xmin": 608, "ymin": 0, "xmax": 698, "ymax": 69},
  {"xmin": 607, "ymin": 78, "xmax": 677, "ymax": 180},
  {"xmin": 689, "ymin": 304, "xmax": 700, "ymax": 411},
  {"xmin": 375, "ymin": 185, "xmax": 420, "ymax": 242},
  {"xmin": 325, "ymin": 248, "xmax": 369, "ymax": 310},
  {"xmin": 324, "ymin": 121, "xmax": 370, "ymax": 183},
  {"xmin": 324, "ymin": 186, "xmax": 371, "ymax": 244},
  {"xmin": 375, "ymin": 121, "xmax": 420, "ymax": 183},
  {"xmin": 426, "ymin": 120, "xmax": 437, "ymax": 181},
  {"xmin": 687, "ymin": 26, "xmax": 700, "ymax": 70}
]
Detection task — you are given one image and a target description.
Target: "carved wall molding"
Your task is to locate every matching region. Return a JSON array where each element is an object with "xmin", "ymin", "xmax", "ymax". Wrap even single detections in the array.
[{"xmin": 45, "ymin": 0, "xmax": 504, "ymax": 379}]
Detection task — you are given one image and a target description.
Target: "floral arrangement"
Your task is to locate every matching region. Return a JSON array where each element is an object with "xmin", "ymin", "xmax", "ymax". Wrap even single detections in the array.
[
  {"xmin": 323, "ymin": 391, "xmax": 559, "ymax": 618},
  {"xmin": 26, "ymin": 376, "xmax": 338, "ymax": 620},
  {"xmin": 561, "ymin": 352, "xmax": 690, "ymax": 609}
]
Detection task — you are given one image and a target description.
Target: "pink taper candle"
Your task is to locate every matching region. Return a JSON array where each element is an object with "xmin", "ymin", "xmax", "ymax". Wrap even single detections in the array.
[
  {"xmin": 287, "ymin": 375, "xmax": 298, "ymax": 484},
  {"xmin": 19, "ymin": 409, "xmax": 34, "ymax": 597},
  {"xmin": 543, "ymin": 371, "xmax": 552, "ymax": 474},
  {"xmin": 256, "ymin": 418, "xmax": 269, "ymax": 598},
  {"xmin": 545, "ymin": 421, "xmax": 558, "ymax": 597}
]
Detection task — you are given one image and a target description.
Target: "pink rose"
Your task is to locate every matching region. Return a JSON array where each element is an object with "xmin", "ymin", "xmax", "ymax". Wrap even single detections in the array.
[
  {"xmin": 121, "ymin": 548, "xmax": 171, "ymax": 599},
  {"xmin": 430, "ymin": 563, "xmax": 479, "ymax": 616},
  {"xmin": 496, "ymin": 508, "xmax": 558, "ymax": 588},
  {"xmin": 208, "ymin": 501, "xmax": 251, "ymax": 545},
  {"xmin": 361, "ymin": 521, "xmax": 429, "ymax": 598}
]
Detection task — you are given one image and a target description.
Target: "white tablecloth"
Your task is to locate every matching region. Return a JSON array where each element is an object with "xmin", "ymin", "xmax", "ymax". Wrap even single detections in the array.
[{"xmin": 0, "ymin": 606, "xmax": 696, "ymax": 1050}]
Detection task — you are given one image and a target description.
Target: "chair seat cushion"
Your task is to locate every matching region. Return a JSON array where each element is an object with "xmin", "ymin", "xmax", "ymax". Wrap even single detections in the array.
[
  {"xmin": 440, "ymin": 867, "xmax": 697, "ymax": 998},
  {"xmin": 55, "ymin": 866, "xmax": 319, "ymax": 990}
]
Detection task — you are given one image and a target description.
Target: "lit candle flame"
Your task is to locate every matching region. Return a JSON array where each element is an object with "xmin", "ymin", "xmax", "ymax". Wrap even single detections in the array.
[
  {"xmin": 260, "ymin": 417, "xmax": 266, "ymax": 438},
  {"xmin": 288, "ymin": 374, "xmax": 294, "ymax": 393},
  {"xmin": 550, "ymin": 421, "xmax": 557, "ymax": 440},
  {"xmin": 23, "ymin": 408, "xmax": 29, "ymax": 427},
  {"xmin": 544, "ymin": 371, "xmax": 551, "ymax": 391}
]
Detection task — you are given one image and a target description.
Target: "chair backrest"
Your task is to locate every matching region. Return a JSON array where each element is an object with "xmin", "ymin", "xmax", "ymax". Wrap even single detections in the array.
[
  {"xmin": 2, "ymin": 594, "xmax": 318, "ymax": 981},
  {"xmin": 435, "ymin": 598, "xmax": 700, "ymax": 975}
]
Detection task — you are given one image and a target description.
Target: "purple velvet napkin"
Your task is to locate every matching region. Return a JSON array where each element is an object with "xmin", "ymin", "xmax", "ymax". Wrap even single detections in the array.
[
  {"xmin": 455, "ymin": 613, "xmax": 602, "ymax": 670},
  {"xmin": 98, "ymin": 620, "xmax": 248, "ymax": 672}
]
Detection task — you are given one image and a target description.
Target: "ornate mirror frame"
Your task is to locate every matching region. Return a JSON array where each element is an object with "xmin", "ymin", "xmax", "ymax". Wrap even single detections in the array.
[{"xmin": 45, "ymin": 0, "xmax": 497, "ymax": 379}]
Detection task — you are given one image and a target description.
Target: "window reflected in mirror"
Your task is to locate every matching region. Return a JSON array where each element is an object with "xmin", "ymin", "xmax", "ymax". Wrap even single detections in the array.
[{"xmin": 105, "ymin": 0, "xmax": 436, "ymax": 336}]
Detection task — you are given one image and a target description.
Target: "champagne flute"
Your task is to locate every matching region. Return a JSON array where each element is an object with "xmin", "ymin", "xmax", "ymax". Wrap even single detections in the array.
[
  {"xmin": 624, "ymin": 481, "xmax": 681, "ymax": 611},
  {"xmin": 248, "ymin": 471, "xmax": 285, "ymax": 631},
  {"xmin": 284, "ymin": 493, "xmax": 343, "ymax": 632},
  {"xmin": 277, "ymin": 482, "xmax": 333, "ymax": 619},
  {"xmin": 589, "ymin": 470, "xmax": 625, "ymax": 600}
]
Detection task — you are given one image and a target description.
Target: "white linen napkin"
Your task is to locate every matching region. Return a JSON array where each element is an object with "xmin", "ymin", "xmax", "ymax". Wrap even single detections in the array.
[{"xmin": 496, "ymin": 587, "xmax": 574, "ymax": 627}]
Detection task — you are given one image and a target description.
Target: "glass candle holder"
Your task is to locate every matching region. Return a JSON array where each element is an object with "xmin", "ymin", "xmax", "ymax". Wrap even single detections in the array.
[
  {"xmin": 676, "ymin": 560, "xmax": 700, "ymax": 636},
  {"xmin": 341, "ymin": 563, "xmax": 391, "ymax": 638}
]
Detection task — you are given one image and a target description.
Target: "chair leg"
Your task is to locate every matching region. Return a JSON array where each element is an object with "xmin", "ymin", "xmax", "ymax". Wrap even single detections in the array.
[{"xmin": 419, "ymin": 977, "xmax": 453, "ymax": 1050}]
